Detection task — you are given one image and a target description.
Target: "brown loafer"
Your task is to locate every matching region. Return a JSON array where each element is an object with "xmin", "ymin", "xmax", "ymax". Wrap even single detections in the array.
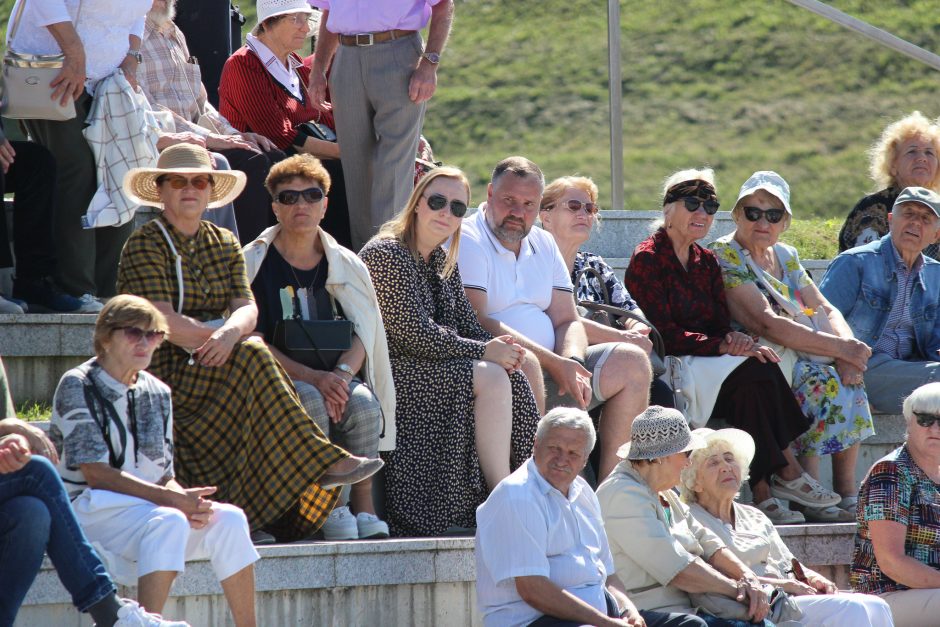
[{"xmin": 320, "ymin": 457, "xmax": 384, "ymax": 490}]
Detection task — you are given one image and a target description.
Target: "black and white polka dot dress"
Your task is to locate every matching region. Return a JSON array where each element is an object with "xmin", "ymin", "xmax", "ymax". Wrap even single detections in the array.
[{"xmin": 360, "ymin": 237, "xmax": 539, "ymax": 537}]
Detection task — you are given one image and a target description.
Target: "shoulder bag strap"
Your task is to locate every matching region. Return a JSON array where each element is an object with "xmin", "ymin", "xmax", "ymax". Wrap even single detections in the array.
[
  {"xmin": 574, "ymin": 265, "xmax": 612, "ymax": 305},
  {"xmin": 153, "ymin": 219, "xmax": 185, "ymax": 314}
]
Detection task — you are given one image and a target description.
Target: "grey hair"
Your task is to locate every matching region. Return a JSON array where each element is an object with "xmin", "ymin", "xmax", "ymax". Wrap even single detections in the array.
[
  {"xmin": 679, "ymin": 437, "xmax": 752, "ymax": 504},
  {"xmin": 902, "ymin": 382, "xmax": 940, "ymax": 435},
  {"xmin": 535, "ymin": 407, "xmax": 596, "ymax": 454},
  {"xmin": 661, "ymin": 167, "xmax": 717, "ymax": 198}
]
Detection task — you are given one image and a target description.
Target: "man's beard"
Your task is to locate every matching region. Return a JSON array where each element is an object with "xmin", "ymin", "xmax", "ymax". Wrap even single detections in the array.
[
  {"xmin": 150, "ymin": 0, "xmax": 177, "ymax": 25},
  {"xmin": 490, "ymin": 215, "xmax": 530, "ymax": 244}
]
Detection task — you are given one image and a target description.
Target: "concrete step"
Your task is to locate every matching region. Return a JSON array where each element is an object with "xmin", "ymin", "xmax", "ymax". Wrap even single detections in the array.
[{"xmin": 17, "ymin": 526, "xmax": 852, "ymax": 626}]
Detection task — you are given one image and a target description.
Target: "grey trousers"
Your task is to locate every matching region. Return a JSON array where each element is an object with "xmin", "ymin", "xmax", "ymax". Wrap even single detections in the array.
[
  {"xmin": 293, "ymin": 378, "xmax": 382, "ymax": 459},
  {"xmin": 864, "ymin": 352, "xmax": 940, "ymax": 414},
  {"xmin": 24, "ymin": 91, "xmax": 135, "ymax": 297},
  {"xmin": 329, "ymin": 34, "xmax": 426, "ymax": 251}
]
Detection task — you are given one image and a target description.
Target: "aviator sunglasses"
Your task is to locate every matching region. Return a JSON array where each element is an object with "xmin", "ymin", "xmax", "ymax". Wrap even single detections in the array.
[
  {"xmin": 742, "ymin": 206, "xmax": 786, "ymax": 224},
  {"xmin": 157, "ymin": 175, "xmax": 214, "ymax": 190},
  {"xmin": 116, "ymin": 326, "xmax": 166, "ymax": 344},
  {"xmin": 425, "ymin": 192, "xmax": 468, "ymax": 217},
  {"xmin": 275, "ymin": 187, "xmax": 325, "ymax": 205},
  {"xmin": 680, "ymin": 196, "xmax": 720, "ymax": 215},
  {"xmin": 913, "ymin": 412, "xmax": 940, "ymax": 428},
  {"xmin": 546, "ymin": 199, "xmax": 600, "ymax": 215}
]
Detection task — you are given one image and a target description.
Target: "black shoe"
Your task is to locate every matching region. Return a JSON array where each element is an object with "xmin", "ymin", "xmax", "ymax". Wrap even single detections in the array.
[{"xmin": 13, "ymin": 276, "xmax": 83, "ymax": 312}]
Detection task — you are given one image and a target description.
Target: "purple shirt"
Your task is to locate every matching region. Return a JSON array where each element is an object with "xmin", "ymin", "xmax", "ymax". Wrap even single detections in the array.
[{"xmin": 309, "ymin": 0, "xmax": 441, "ymax": 34}]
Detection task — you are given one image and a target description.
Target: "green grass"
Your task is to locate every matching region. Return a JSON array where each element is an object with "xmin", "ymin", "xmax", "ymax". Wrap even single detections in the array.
[
  {"xmin": 3, "ymin": 0, "xmax": 937, "ymax": 254},
  {"xmin": 15, "ymin": 401, "xmax": 51, "ymax": 422}
]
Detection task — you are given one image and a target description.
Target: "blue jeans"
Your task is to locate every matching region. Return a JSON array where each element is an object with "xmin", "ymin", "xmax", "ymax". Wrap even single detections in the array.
[{"xmin": 0, "ymin": 456, "xmax": 114, "ymax": 625}]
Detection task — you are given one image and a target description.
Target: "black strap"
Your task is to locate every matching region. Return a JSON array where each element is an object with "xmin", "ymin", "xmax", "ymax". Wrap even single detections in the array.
[{"xmin": 83, "ymin": 377, "xmax": 126, "ymax": 468}]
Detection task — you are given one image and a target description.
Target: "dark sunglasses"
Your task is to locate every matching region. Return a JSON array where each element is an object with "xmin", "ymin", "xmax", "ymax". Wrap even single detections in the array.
[
  {"xmin": 742, "ymin": 206, "xmax": 786, "ymax": 224},
  {"xmin": 275, "ymin": 187, "xmax": 325, "ymax": 205},
  {"xmin": 425, "ymin": 192, "xmax": 468, "ymax": 218},
  {"xmin": 914, "ymin": 412, "xmax": 940, "ymax": 428},
  {"xmin": 547, "ymin": 199, "xmax": 600, "ymax": 215},
  {"xmin": 116, "ymin": 326, "xmax": 166, "ymax": 344},
  {"xmin": 681, "ymin": 197, "xmax": 720, "ymax": 215},
  {"xmin": 158, "ymin": 175, "xmax": 214, "ymax": 190}
]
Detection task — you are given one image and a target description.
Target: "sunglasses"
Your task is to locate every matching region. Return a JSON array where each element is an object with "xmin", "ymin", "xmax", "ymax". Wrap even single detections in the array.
[
  {"xmin": 681, "ymin": 197, "xmax": 720, "ymax": 215},
  {"xmin": 275, "ymin": 187, "xmax": 325, "ymax": 205},
  {"xmin": 546, "ymin": 199, "xmax": 600, "ymax": 215},
  {"xmin": 116, "ymin": 326, "xmax": 166, "ymax": 344},
  {"xmin": 158, "ymin": 175, "xmax": 214, "ymax": 190},
  {"xmin": 742, "ymin": 206, "xmax": 786, "ymax": 224},
  {"xmin": 914, "ymin": 412, "xmax": 940, "ymax": 428},
  {"xmin": 425, "ymin": 192, "xmax": 468, "ymax": 218}
]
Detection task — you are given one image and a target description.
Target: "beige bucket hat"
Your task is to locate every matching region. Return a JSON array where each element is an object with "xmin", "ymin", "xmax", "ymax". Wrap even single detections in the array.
[{"xmin": 123, "ymin": 143, "xmax": 246, "ymax": 209}]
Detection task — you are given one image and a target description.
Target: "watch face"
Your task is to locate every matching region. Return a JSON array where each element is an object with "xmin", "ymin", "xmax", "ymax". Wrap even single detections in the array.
[{"xmin": 424, "ymin": 52, "xmax": 440, "ymax": 64}]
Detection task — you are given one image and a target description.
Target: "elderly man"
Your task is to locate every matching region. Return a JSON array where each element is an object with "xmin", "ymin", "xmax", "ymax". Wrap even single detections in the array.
[
  {"xmin": 458, "ymin": 156, "xmax": 652, "ymax": 481},
  {"xmin": 821, "ymin": 186, "xmax": 940, "ymax": 413},
  {"xmin": 308, "ymin": 0, "xmax": 455, "ymax": 250},
  {"xmin": 475, "ymin": 407, "xmax": 706, "ymax": 627},
  {"xmin": 138, "ymin": 0, "xmax": 284, "ymax": 243}
]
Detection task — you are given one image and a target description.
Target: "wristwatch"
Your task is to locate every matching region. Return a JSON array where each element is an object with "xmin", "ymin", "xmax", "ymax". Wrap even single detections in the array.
[
  {"xmin": 421, "ymin": 51, "xmax": 441, "ymax": 64},
  {"xmin": 334, "ymin": 363, "xmax": 355, "ymax": 378},
  {"xmin": 127, "ymin": 49, "xmax": 143, "ymax": 63}
]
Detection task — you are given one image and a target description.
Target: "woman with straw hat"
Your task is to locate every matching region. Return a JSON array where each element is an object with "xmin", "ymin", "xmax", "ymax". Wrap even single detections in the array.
[
  {"xmin": 116, "ymin": 143, "xmax": 382, "ymax": 543},
  {"xmin": 597, "ymin": 406, "xmax": 773, "ymax": 626}
]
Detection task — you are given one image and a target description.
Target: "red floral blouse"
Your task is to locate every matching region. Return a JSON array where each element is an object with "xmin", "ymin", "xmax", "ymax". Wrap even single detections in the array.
[{"xmin": 624, "ymin": 228, "xmax": 733, "ymax": 356}]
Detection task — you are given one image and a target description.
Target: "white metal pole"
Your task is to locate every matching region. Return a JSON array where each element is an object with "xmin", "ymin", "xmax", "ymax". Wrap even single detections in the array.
[
  {"xmin": 785, "ymin": 0, "xmax": 940, "ymax": 72},
  {"xmin": 608, "ymin": 0, "xmax": 624, "ymax": 210}
]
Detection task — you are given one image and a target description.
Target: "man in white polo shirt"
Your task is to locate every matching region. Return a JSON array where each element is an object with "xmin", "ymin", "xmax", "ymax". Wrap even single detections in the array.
[{"xmin": 459, "ymin": 156, "xmax": 651, "ymax": 481}]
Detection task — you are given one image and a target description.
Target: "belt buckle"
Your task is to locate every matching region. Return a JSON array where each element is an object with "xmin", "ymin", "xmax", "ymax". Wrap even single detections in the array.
[{"xmin": 354, "ymin": 33, "xmax": 374, "ymax": 46}]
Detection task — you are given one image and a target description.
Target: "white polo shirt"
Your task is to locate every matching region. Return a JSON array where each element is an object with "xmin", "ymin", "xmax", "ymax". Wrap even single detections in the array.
[
  {"xmin": 475, "ymin": 458, "xmax": 615, "ymax": 627},
  {"xmin": 458, "ymin": 206, "xmax": 573, "ymax": 349}
]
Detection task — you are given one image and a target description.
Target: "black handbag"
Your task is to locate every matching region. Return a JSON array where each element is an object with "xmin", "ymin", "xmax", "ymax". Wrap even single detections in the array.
[
  {"xmin": 297, "ymin": 120, "xmax": 337, "ymax": 143},
  {"xmin": 575, "ymin": 266, "xmax": 666, "ymax": 375},
  {"xmin": 271, "ymin": 292, "xmax": 352, "ymax": 371}
]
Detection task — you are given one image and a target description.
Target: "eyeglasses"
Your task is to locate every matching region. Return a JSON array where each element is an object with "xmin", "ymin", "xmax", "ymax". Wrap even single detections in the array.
[
  {"xmin": 913, "ymin": 412, "xmax": 940, "ymax": 428},
  {"xmin": 158, "ymin": 175, "xmax": 214, "ymax": 190},
  {"xmin": 275, "ymin": 187, "xmax": 324, "ymax": 205},
  {"xmin": 742, "ymin": 206, "xmax": 786, "ymax": 224},
  {"xmin": 545, "ymin": 199, "xmax": 599, "ymax": 215},
  {"xmin": 116, "ymin": 326, "xmax": 166, "ymax": 344},
  {"xmin": 683, "ymin": 450, "xmax": 693, "ymax": 458},
  {"xmin": 282, "ymin": 13, "xmax": 316, "ymax": 28},
  {"xmin": 681, "ymin": 197, "xmax": 720, "ymax": 215},
  {"xmin": 425, "ymin": 192, "xmax": 468, "ymax": 218}
]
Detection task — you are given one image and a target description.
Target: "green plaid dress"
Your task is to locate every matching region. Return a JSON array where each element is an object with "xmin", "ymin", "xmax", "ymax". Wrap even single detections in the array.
[{"xmin": 117, "ymin": 216, "xmax": 347, "ymax": 540}]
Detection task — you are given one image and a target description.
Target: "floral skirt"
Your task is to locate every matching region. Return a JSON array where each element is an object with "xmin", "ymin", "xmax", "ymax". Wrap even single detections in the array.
[{"xmin": 791, "ymin": 359, "xmax": 875, "ymax": 456}]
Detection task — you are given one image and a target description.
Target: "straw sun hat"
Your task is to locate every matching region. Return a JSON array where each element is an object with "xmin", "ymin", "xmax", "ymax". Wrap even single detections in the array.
[{"xmin": 123, "ymin": 143, "xmax": 247, "ymax": 209}]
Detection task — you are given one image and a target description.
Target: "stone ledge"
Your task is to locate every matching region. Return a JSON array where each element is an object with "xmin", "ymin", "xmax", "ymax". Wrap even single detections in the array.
[{"xmin": 0, "ymin": 314, "xmax": 97, "ymax": 357}]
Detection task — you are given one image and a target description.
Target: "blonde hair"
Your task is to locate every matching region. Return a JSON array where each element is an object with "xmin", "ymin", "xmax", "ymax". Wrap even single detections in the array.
[
  {"xmin": 540, "ymin": 176, "xmax": 599, "ymax": 212},
  {"xmin": 869, "ymin": 111, "xmax": 940, "ymax": 191},
  {"xmin": 265, "ymin": 153, "xmax": 331, "ymax": 196},
  {"xmin": 679, "ymin": 436, "xmax": 752, "ymax": 504},
  {"xmin": 372, "ymin": 166, "xmax": 470, "ymax": 279},
  {"xmin": 94, "ymin": 295, "xmax": 168, "ymax": 356}
]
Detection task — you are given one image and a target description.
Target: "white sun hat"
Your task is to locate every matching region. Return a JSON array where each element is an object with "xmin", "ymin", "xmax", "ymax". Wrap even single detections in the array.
[{"xmin": 256, "ymin": 0, "xmax": 314, "ymax": 24}]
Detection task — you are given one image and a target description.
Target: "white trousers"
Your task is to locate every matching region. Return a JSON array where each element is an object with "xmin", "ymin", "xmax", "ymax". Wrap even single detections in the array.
[
  {"xmin": 792, "ymin": 592, "xmax": 894, "ymax": 626},
  {"xmin": 879, "ymin": 588, "xmax": 940, "ymax": 627},
  {"xmin": 73, "ymin": 489, "xmax": 259, "ymax": 585}
]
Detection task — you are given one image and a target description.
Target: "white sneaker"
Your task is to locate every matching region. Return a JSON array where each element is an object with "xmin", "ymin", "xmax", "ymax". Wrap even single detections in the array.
[
  {"xmin": 76, "ymin": 293, "xmax": 104, "ymax": 313},
  {"xmin": 321, "ymin": 505, "xmax": 358, "ymax": 540},
  {"xmin": 113, "ymin": 599, "xmax": 190, "ymax": 626},
  {"xmin": 356, "ymin": 512, "xmax": 390, "ymax": 539},
  {"xmin": 0, "ymin": 295, "xmax": 24, "ymax": 314}
]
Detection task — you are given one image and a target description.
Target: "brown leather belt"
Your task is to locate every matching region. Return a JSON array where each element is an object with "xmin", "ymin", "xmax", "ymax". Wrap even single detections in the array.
[{"xmin": 338, "ymin": 29, "xmax": 416, "ymax": 47}]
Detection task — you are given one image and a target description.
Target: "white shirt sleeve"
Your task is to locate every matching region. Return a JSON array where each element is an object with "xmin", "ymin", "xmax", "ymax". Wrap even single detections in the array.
[
  {"xmin": 130, "ymin": 15, "xmax": 146, "ymax": 40},
  {"xmin": 457, "ymin": 228, "xmax": 491, "ymax": 293},
  {"xmin": 29, "ymin": 1, "xmax": 71, "ymax": 27},
  {"xmin": 478, "ymin": 494, "xmax": 551, "ymax": 585},
  {"xmin": 548, "ymin": 235, "xmax": 574, "ymax": 292}
]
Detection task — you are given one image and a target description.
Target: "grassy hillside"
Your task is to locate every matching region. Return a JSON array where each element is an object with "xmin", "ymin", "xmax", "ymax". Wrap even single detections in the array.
[{"xmin": 3, "ymin": 1, "xmax": 940, "ymax": 256}]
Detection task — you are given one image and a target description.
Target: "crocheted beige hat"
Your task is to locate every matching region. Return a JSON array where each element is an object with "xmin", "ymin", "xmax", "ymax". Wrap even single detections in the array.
[
  {"xmin": 123, "ymin": 143, "xmax": 246, "ymax": 209},
  {"xmin": 617, "ymin": 405, "xmax": 706, "ymax": 461},
  {"xmin": 256, "ymin": 0, "xmax": 314, "ymax": 24}
]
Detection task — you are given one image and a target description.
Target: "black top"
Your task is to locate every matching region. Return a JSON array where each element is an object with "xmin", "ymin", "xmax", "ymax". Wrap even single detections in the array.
[{"xmin": 251, "ymin": 244, "xmax": 331, "ymax": 339}]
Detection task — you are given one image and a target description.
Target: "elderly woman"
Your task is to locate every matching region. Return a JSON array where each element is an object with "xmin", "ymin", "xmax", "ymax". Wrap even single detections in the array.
[
  {"xmin": 538, "ymin": 175, "xmax": 674, "ymax": 408},
  {"xmin": 852, "ymin": 382, "xmax": 940, "ymax": 625},
  {"xmin": 683, "ymin": 428, "xmax": 894, "ymax": 626},
  {"xmin": 218, "ymin": 0, "xmax": 351, "ymax": 248},
  {"xmin": 116, "ymin": 143, "xmax": 381, "ymax": 543},
  {"xmin": 708, "ymin": 171, "xmax": 875, "ymax": 523},
  {"xmin": 49, "ymin": 295, "xmax": 259, "ymax": 625},
  {"xmin": 359, "ymin": 166, "xmax": 540, "ymax": 537},
  {"xmin": 839, "ymin": 111, "xmax": 940, "ymax": 259},
  {"xmin": 242, "ymin": 154, "xmax": 394, "ymax": 540},
  {"xmin": 597, "ymin": 406, "xmax": 773, "ymax": 626},
  {"xmin": 6, "ymin": 0, "xmax": 153, "ymax": 308},
  {"xmin": 624, "ymin": 168, "xmax": 838, "ymax": 524}
]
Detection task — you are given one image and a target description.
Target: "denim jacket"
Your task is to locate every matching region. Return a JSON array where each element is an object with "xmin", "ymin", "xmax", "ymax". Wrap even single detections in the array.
[{"xmin": 819, "ymin": 235, "xmax": 940, "ymax": 361}]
